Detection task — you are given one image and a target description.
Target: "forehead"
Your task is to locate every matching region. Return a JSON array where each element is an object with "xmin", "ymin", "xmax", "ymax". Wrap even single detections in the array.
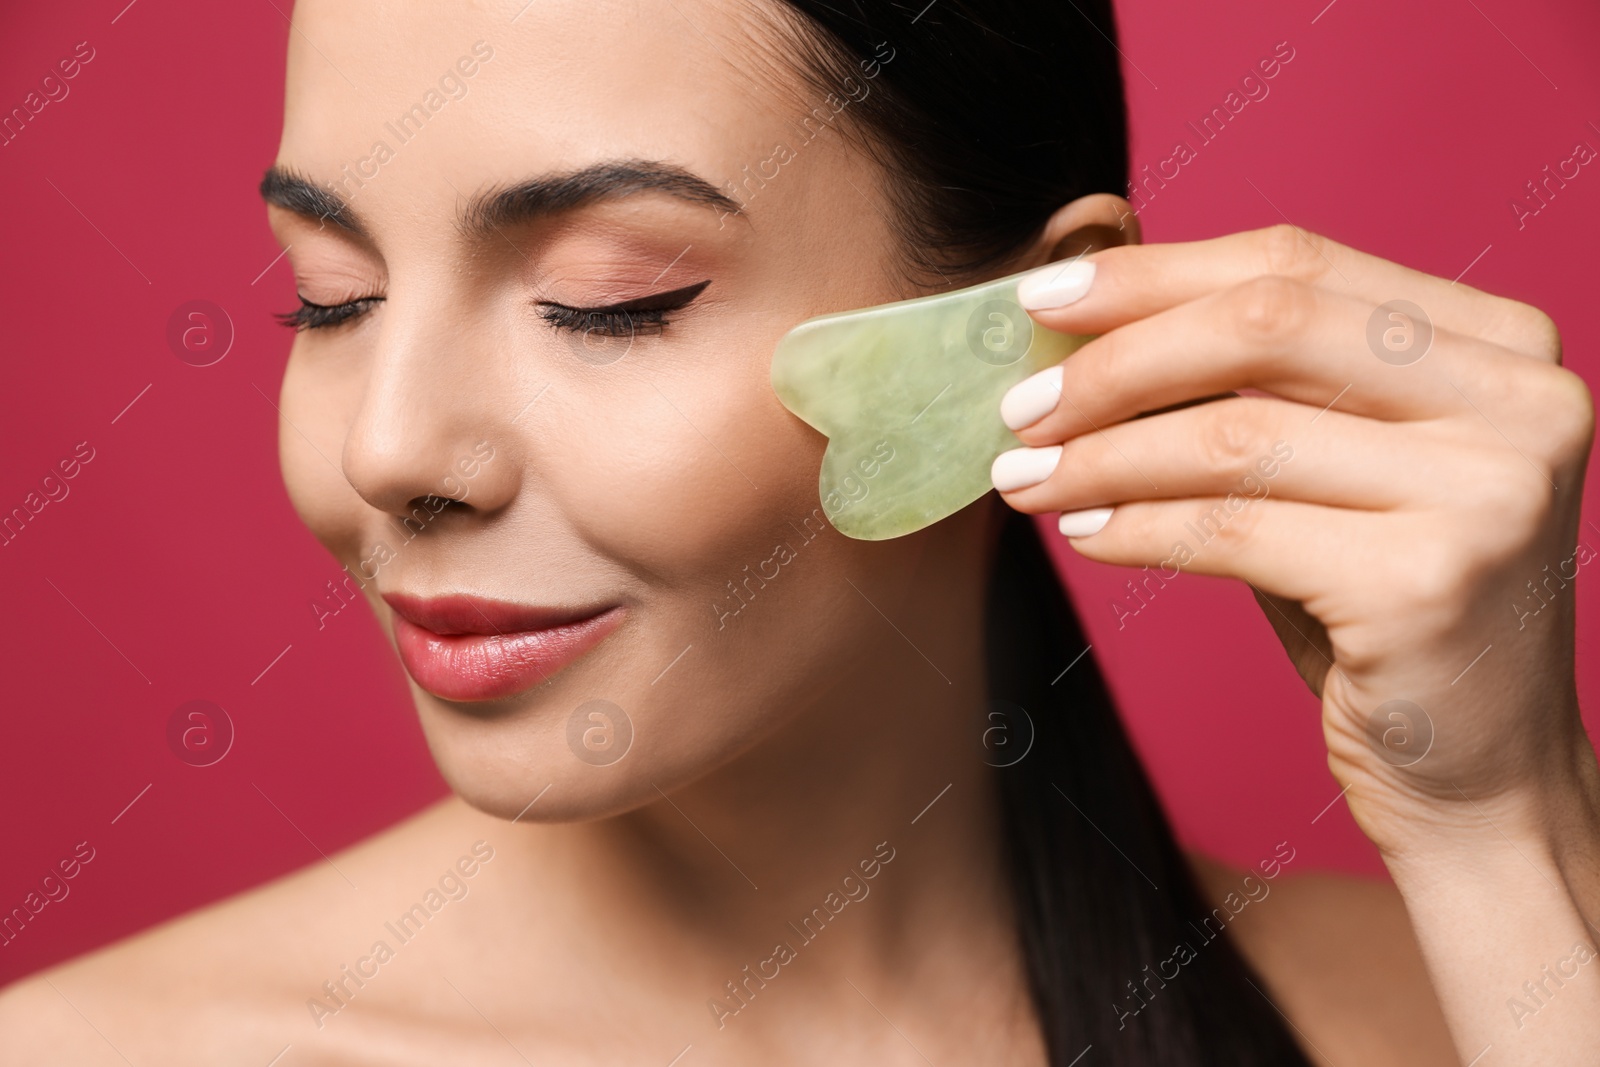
[{"xmin": 278, "ymin": 0, "xmax": 808, "ymax": 215}]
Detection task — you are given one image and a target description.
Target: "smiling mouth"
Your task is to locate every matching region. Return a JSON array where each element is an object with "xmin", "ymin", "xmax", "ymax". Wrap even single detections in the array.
[{"xmin": 382, "ymin": 593, "xmax": 625, "ymax": 702}]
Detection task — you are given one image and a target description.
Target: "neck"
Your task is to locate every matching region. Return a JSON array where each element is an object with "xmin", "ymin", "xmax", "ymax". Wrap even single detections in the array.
[{"xmin": 481, "ymin": 504, "xmax": 1020, "ymax": 1009}]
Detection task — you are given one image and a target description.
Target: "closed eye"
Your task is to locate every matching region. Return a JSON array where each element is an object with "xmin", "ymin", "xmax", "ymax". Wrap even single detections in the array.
[
  {"xmin": 275, "ymin": 295, "xmax": 383, "ymax": 331},
  {"xmin": 275, "ymin": 278, "xmax": 713, "ymax": 336},
  {"xmin": 536, "ymin": 279, "xmax": 712, "ymax": 337}
]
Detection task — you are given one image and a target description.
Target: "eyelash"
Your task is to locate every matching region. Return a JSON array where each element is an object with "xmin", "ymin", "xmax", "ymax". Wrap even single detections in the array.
[
  {"xmin": 536, "ymin": 279, "xmax": 713, "ymax": 338},
  {"xmin": 273, "ymin": 279, "xmax": 713, "ymax": 337},
  {"xmin": 275, "ymin": 296, "xmax": 383, "ymax": 332}
]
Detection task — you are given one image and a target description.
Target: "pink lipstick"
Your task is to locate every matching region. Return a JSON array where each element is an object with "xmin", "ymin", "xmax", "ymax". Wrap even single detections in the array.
[{"xmin": 383, "ymin": 593, "xmax": 623, "ymax": 702}]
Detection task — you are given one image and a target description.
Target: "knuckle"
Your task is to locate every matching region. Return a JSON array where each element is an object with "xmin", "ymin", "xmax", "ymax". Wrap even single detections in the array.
[
  {"xmin": 1196, "ymin": 399, "xmax": 1270, "ymax": 477},
  {"xmin": 1393, "ymin": 547, "xmax": 1469, "ymax": 614},
  {"xmin": 1491, "ymin": 363, "xmax": 1596, "ymax": 472},
  {"xmin": 1257, "ymin": 223, "xmax": 1327, "ymax": 282},
  {"xmin": 1192, "ymin": 492, "xmax": 1264, "ymax": 553},
  {"xmin": 1538, "ymin": 366, "xmax": 1596, "ymax": 463},
  {"xmin": 1073, "ymin": 332, "xmax": 1128, "ymax": 409},
  {"xmin": 1229, "ymin": 274, "xmax": 1316, "ymax": 349},
  {"xmin": 1509, "ymin": 300, "xmax": 1563, "ymax": 363}
]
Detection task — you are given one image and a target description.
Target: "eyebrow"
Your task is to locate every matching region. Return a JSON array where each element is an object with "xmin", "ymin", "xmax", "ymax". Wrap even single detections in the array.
[{"xmin": 258, "ymin": 159, "xmax": 743, "ymax": 239}]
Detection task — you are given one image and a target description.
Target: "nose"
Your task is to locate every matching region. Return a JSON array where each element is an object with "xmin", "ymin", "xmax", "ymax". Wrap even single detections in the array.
[{"xmin": 341, "ymin": 298, "xmax": 522, "ymax": 523}]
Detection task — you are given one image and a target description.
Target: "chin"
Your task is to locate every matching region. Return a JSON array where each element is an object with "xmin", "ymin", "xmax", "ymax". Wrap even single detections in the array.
[
  {"xmin": 399, "ymin": 669, "xmax": 702, "ymax": 826},
  {"xmin": 391, "ymin": 590, "xmax": 836, "ymax": 824}
]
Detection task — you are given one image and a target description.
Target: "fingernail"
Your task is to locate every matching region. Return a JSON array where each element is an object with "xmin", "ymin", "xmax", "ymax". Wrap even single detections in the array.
[
  {"xmin": 1017, "ymin": 259, "xmax": 1096, "ymax": 310},
  {"xmin": 1058, "ymin": 507, "xmax": 1113, "ymax": 538},
  {"xmin": 1000, "ymin": 364, "xmax": 1064, "ymax": 431},
  {"xmin": 991, "ymin": 445, "xmax": 1063, "ymax": 492}
]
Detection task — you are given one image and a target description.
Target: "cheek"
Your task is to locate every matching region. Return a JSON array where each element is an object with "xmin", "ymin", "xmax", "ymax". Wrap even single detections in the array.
[{"xmin": 545, "ymin": 358, "xmax": 822, "ymax": 586}]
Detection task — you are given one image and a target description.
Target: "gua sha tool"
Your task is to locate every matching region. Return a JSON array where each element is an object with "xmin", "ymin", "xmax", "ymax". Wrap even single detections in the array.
[{"xmin": 770, "ymin": 265, "xmax": 1094, "ymax": 541}]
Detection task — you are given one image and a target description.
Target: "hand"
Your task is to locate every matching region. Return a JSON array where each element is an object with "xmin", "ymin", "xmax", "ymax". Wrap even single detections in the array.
[{"xmin": 990, "ymin": 224, "xmax": 1598, "ymax": 855}]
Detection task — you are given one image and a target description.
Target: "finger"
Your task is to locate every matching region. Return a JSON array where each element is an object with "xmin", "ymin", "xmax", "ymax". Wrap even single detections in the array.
[
  {"xmin": 1007, "ymin": 277, "xmax": 1497, "ymax": 442},
  {"xmin": 1018, "ymin": 225, "xmax": 1560, "ymax": 362},
  {"xmin": 1055, "ymin": 495, "xmax": 1367, "ymax": 605},
  {"xmin": 993, "ymin": 396, "xmax": 1456, "ymax": 514}
]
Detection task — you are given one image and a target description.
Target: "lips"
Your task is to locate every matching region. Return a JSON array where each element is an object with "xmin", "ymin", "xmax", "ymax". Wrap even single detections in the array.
[{"xmin": 383, "ymin": 593, "xmax": 623, "ymax": 702}]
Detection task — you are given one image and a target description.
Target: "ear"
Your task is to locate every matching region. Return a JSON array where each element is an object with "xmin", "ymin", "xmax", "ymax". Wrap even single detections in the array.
[{"xmin": 1024, "ymin": 192, "xmax": 1141, "ymax": 266}]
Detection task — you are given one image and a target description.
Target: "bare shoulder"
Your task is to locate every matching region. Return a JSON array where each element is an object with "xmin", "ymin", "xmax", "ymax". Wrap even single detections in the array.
[
  {"xmin": 0, "ymin": 798, "xmax": 501, "ymax": 1066},
  {"xmin": 1186, "ymin": 849, "xmax": 1456, "ymax": 1067}
]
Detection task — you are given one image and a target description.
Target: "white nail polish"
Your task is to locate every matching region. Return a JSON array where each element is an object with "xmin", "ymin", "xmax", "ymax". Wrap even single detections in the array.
[
  {"xmin": 1017, "ymin": 259, "xmax": 1096, "ymax": 311},
  {"xmin": 1058, "ymin": 506, "xmax": 1113, "ymax": 538},
  {"xmin": 990, "ymin": 445, "xmax": 1063, "ymax": 492},
  {"xmin": 1000, "ymin": 364, "xmax": 1064, "ymax": 431}
]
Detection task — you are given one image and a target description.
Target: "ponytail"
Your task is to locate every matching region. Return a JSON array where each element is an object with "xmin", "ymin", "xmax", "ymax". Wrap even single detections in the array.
[{"xmin": 987, "ymin": 508, "xmax": 1313, "ymax": 1064}]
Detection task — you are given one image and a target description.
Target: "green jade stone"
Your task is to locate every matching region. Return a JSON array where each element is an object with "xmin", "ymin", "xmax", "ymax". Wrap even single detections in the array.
[{"xmin": 770, "ymin": 266, "xmax": 1094, "ymax": 540}]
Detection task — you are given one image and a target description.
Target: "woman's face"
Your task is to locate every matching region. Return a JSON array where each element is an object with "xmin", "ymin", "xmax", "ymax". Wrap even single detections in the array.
[{"xmin": 267, "ymin": 0, "xmax": 994, "ymax": 819}]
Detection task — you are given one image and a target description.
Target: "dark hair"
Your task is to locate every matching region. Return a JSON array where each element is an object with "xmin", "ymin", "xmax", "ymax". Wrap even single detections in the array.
[
  {"xmin": 772, "ymin": 3, "xmax": 1316, "ymax": 1062},
  {"xmin": 768, "ymin": 0, "xmax": 1132, "ymax": 287}
]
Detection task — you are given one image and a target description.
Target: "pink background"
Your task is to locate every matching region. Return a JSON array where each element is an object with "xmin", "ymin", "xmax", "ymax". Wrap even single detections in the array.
[{"xmin": 2, "ymin": 0, "xmax": 1597, "ymax": 983}]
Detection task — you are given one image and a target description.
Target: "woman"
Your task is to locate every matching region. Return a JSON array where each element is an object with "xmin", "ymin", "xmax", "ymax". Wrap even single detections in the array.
[{"xmin": 2, "ymin": 0, "xmax": 1595, "ymax": 1063}]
